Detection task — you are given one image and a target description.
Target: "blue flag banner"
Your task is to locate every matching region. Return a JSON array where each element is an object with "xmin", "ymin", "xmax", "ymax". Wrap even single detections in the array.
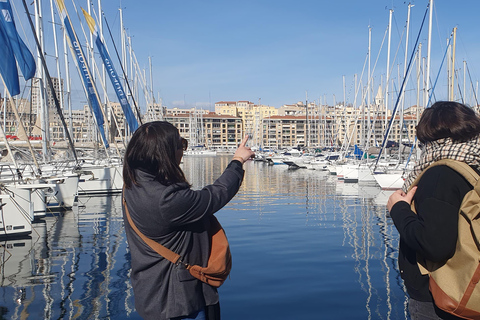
[
  {"xmin": 81, "ymin": 7, "xmax": 138, "ymax": 133},
  {"xmin": 62, "ymin": 15, "xmax": 109, "ymax": 148},
  {"xmin": 0, "ymin": 0, "xmax": 36, "ymax": 96},
  {"xmin": 95, "ymin": 36, "xmax": 138, "ymax": 132},
  {"xmin": 0, "ymin": 18, "xmax": 19, "ymax": 95}
]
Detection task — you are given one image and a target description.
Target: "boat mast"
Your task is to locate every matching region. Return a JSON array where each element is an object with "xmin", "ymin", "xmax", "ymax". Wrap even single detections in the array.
[
  {"xmin": 385, "ymin": 9, "xmax": 393, "ymax": 137},
  {"xmin": 463, "ymin": 60, "xmax": 466, "ymax": 104},
  {"xmin": 34, "ymin": 0, "xmax": 50, "ymax": 161},
  {"xmin": 422, "ymin": 56, "xmax": 426, "ymax": 109},
  {"xmin": 363, "ymin": 26, "xmax": 371, "ymax": 149},
  {"xmin": 342, "ymin": 75, "xmax": 346, "ymax": 150},
  {"xmin": 119, "ymin": 8, "xmax": 127, "ymax": 89},
  {"xmin": 119, "ymin": 6, "xmax": 131, "ymax": 137},
  {"xmin": 62, "ymin": 16, "xmax": 73, "ymax": 141},
  {"xmin": 149, "ymin": 56, "xmax": 155, "ymax": 119},
  {"xmin": 399, "ymin": 3, "xmax": 413, "ymax": 155},
  {"xmin": 98, "ymin": 0, "xmax": 107, "ymax": 115},
  {"xmin": 449, "ymin": 27, "xmax": 457, "ymax": 100},
  {"xmin": 49, "ymin": 0, "xmax": 67, "ymax": 143},
  {"xmin": 425, "ymin": 0, "xmax": 433, "ymax": 107},
  {"xmin": 416, "ymin": 43, "xmax": 422, "ymax": 125},
  {"xmin": 305, "ymin": 91, "xmax": 308, "ymax": 149},
  {"xmin": 127, "ymin": 35, "xmax": 134, "ymax": 141}
]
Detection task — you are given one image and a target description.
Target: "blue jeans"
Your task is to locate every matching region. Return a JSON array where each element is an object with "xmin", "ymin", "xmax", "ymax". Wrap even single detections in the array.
[
  {"xmin": 408, "ymin": 298, "xmax": 443, "ymax": 320},
  {"xmin": 175, "ymin": 308, "xmax": 206, "ymax": 320}
]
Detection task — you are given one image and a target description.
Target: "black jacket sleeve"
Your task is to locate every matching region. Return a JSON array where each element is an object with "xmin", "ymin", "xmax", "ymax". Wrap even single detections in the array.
[
  {"xmin": 161, "ymin": 160, "xmax": 244, "ymax": 227},
  {"xmin": 390, "ymin": 165, "xmax": 470, "ymax": 262}
]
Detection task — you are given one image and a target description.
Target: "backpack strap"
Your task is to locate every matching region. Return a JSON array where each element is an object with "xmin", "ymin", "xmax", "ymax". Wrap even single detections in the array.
[
  {"xmin": 412, "ymin": 159, "xmax": 480, "ymax": 276},
  {"xmin": 408, "ymin": 159, "xmax": 479, "ymax": 191},
  {"xmin": 122, "ymin": 187, "xmax": 183, "ymax": 265}
]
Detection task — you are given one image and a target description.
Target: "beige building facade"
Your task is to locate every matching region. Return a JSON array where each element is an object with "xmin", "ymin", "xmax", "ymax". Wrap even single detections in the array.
[
  {"xmin": 0, "ymin": 89, "xmax": 424, "ymax": 152},
  {"xmin": 165, "ymin": 112, "xmax": 243, "ymax": 149}
]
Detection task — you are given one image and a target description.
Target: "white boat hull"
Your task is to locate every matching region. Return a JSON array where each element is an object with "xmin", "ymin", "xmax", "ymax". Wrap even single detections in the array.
[
  {"xmin": 45, "ymin": 174, "xmax": 80, "ymax": 210},
  {"xmin": 373, "ymin": 172, "xmax": 404, "ymax": 190},
  {"xmin": 78, "ymin": 165, "xmax": 123, "ymax": 196},
  {"xmin": 0, "ymin": 187, "xmax": 33, "ymax": 238}
]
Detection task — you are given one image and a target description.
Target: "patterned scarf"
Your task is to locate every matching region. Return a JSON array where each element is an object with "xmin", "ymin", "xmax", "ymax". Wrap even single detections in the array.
[{"xmin": 402, "ymin": 135, "xmax": 480, "ymax": 192}]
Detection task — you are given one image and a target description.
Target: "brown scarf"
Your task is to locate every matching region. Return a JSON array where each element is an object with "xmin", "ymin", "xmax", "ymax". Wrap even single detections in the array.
[{"xmin": 402, "ymin": 135, "xmax": 480, "ymax": 192}]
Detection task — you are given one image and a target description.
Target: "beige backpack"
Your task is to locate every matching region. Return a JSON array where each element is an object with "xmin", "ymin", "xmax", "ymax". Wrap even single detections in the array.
[{"xmin": 409, "ymin": 159, "xmax": 480, "ymax": 319}]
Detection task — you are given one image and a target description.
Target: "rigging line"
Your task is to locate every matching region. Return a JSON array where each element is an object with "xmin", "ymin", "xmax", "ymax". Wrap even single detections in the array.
[
  {"xmin": 370, "ymin": 25, "xmax": 388, "ymax": 94},
  {"xmin": 341, "ymin": 27, "xmax": 389, "ymax": 156},
  {"xmin": 405, "ymin": 43, "xmax": 456, "ymax": 169},
  {"xmin": 432, "ymin": 2, "xmax": 446, "ymax": 56},
  {"xmin": 340, "ymin": 55, "xmax": 368, "ymax": 155},
  {"xmin": 365, "ymin": 26, "xmax": 386, "ymax": 143},
  {"xmin": 454, "ymin": 69, "xmax": 464, "ymax": 104},
  {"xmin": 426, "ymin": 32, "xmax": 453, "ymax": 107},
  {"xmin": 374, "ymin": 3, "xmax": 429, "ymax": 171},
  {"xmin": 465, "ymin": 63, "xmax": 479, "ymax": 107},
  {"xmin": 102, "ymin": 11, "xmax": 143, "ymax": 126},
  {"xmin": 458, "ymin": 35, "xmax": 479, "ymax": 88},
  {"xmin": 130, "ymin": 49, "xmax": 152, "ymax": 106},
  {"xmin": 21, "ymin": 0, "xmax": 78, "ymax": 165},
  {"xmin": 387, "ymin": 12, "xmax": 406, "ymax": 87}
]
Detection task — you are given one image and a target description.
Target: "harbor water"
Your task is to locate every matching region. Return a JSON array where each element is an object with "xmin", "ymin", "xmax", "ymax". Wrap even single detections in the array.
[{"xmin": 0, "ymin": 156, "xmax": 409, "ymax": 319}]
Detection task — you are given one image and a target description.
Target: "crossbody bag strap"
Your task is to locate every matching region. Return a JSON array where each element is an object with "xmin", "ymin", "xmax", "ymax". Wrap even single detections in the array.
[
  {"xmin": 122, "ymin": 190, "xmax": 182, "ymax": 265},
  {"xmin": 408, "ymin": 159, "xmax": 479, "ymax": 191}
]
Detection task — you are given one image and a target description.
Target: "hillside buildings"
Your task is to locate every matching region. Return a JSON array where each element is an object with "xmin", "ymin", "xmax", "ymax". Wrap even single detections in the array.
[{"xmin": 0, "ymin": 79, "xmax": 423, "ymax": 150}]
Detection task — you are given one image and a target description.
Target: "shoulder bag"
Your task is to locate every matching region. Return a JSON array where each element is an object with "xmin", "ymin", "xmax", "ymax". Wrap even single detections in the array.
[
  {"xmin": 123, "ymin": 194, "xmax": 232, "ymax": 288},
  {"xmin": 408, "ymin": 159, "xmax": 480, "ymax": 319}
]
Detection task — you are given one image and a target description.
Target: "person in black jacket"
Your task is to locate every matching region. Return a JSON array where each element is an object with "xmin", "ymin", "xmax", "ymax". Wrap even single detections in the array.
[
  {"xmin": 387, "ymin": 101, "xmax": 480, "ymax": 319},
  {"xmin": 122, "ymin": 121, "xmax": 254, "ymax": 320}
]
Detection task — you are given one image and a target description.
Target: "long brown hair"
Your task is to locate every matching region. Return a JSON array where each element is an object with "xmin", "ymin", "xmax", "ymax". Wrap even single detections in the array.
[{"xmin": 123, "ymin": 121, "xmax": 189, "ymax": 188}]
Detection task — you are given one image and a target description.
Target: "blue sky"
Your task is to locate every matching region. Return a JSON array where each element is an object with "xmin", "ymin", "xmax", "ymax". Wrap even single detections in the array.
[{"xmin": 8, "ymin": 0, "xmax": 480, "ymax": 111}]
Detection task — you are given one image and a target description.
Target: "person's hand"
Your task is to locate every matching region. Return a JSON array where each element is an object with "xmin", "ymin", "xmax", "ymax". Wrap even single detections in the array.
[
  {"xmin": 232, "ymin": 135, "xmax": 255, "ymax": 164},
  {"xmin": 387, "ymin": 186, "xmax": 417, "ymax": 212}
]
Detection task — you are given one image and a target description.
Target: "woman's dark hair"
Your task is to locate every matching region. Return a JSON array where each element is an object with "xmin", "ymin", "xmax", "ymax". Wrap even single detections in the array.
[
  {"xmin": 416, "ymin": 101, "xmax": 480, "ymax": 143},
  {"xmin": 123, "ymin": 121, "xmax": 189, "ymax": 188}
]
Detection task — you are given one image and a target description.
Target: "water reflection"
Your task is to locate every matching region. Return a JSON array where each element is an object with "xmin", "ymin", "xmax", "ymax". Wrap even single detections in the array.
[
  {"xmin": 0, "ymin": 156, "xmax": 408, "ymax": 319},
  {"xmin": 0, "ymin": 194, "xmax": 137, "ymax": 319},
  {"xmin": 182, "ymin": 157, "xmax": 408, "ymax": 319}
]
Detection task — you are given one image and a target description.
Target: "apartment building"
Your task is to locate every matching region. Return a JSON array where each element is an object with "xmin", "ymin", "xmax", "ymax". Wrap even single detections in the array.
[
  {"xmin": 166, "ymin": 107, "xmax": 210, "ymax": 116},
  {"xmin": 0, "ymin": 89, "xmax": 423, "ymax": 151},
  {"xmin": 165, "ymin": 112, "xmax": 242, "ymax": 149},
  {"xmin": 262, "ymin": 115, "xmax": 337, "ymax": 149},
  {"xmin": 0, "ymin": 97, "xmax": 37, "ymax": 139},
  {"xmin": 144, "ymin": 102, "xmax": 166, "ymax": 122},
  {"xmin": 215, "ymin": 101, "xmax": 278, "ymax": 146},
  {"xmin": 214, "ymin": 101, "xmax": 240, "ymax": 116},
  {"xmin": 32, "ymin": 77, "xmax": 64, "ymax": 114}
]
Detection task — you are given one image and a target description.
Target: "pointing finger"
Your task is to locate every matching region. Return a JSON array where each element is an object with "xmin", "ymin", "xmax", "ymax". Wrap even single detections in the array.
[{"xmin": 239, "ymin": 135, "xmax": 249, "ymax": 147}]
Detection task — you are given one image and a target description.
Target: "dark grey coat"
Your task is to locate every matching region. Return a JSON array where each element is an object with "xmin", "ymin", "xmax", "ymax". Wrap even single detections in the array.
[{"xmin": 123, "ymin": 160, "xmax": 244, "ymax": 320}]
